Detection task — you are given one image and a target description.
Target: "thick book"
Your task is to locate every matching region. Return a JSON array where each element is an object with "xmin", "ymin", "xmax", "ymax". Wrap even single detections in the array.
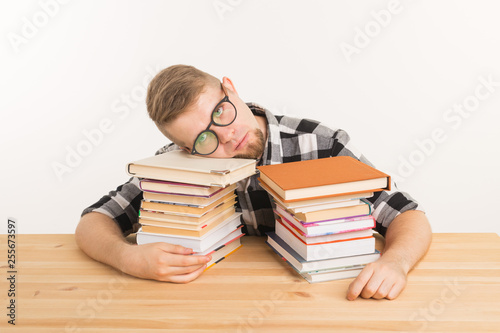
[
  {"xmin": 127, "ymin": 150, "xmax": 257, "ymax": 187},
  {"xmin": 275, "ymin": 218, "xmax": 375, "ymax": 261},
  {"xmin": 266, "ymin": 231, "xmax": 380, "ymax": 273},
  {"xmin": 136, "ymin": 216, "xmax": 243, "ymax": 252},
  {"xmin": 257, "ymin": 156, "xmax": 390, "ymax": 201},
  {"xmin": 142, "ymin": 184, "xmax": 237, "ymax": 207}
]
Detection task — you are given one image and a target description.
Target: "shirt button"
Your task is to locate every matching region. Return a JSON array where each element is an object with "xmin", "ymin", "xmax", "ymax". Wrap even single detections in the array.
[{"xmin": 248, "ymin": 186, "xmax": 254, "ymax": 191}]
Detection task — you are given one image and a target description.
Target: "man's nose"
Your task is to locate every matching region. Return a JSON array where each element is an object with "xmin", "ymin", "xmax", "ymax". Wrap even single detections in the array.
[{"xmin": 213, "ymin": 126, "xmax": 235, "ymax": 144}]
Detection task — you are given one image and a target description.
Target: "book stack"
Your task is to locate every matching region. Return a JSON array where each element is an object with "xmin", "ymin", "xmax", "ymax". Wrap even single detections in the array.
[
  {"xmin": 257, "ymin": 156, "xmax": 391, "ymax": 283},
  {"xmin": 126, "ymin": 150, "xmax": 257, "ymax": 269}
]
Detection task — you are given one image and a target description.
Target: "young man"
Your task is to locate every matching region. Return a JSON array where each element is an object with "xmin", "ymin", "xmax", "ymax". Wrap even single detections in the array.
[{"xmin": 76, "ymin": 65, "xmax": 432, "ymax": 300}]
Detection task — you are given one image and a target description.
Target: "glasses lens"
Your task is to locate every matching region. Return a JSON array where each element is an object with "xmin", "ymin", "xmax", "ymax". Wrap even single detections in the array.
[
  {"xmin": 194, "ymin": 131, "xmax": 218, "ymax": 155},
  {"xmin": 212, "ymin": 102, "xmax": 236, "ymax": 126}
]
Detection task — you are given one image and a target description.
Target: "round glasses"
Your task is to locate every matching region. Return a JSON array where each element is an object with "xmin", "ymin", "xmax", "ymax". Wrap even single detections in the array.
[{"xmin": 191, "ymin": 87, "xmax": 237, "ymax": 155}]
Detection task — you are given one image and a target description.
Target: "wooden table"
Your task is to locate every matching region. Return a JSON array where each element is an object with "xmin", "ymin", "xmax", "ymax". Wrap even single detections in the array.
[{"xmin": 1, "ymin": 233, "xmax": 499, "ymax": 332}]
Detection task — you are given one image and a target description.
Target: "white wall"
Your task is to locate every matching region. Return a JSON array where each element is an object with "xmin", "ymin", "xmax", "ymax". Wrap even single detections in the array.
[{"xmin": 1, "ymin": 0, "xmax": 499, "ymax": 235}]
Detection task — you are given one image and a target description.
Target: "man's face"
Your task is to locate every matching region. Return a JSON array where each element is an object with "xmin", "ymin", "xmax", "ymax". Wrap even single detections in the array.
[{"xmin": 161, "ymin": 81, "xmax": 266, "ymax": 159}]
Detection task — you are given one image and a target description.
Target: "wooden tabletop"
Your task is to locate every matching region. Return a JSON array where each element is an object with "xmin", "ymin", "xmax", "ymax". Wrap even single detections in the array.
[{"xmin": 1, "ymin": 233, "xmax": 499, "ymax": 332}]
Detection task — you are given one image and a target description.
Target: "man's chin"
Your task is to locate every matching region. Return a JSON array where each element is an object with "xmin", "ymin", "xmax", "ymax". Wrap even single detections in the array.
[
  {"xmin": 234, "ymin": 152, "xmax": 259, "ymax": 159},
  {"xmin": 234, "ymin": 130, "xmax": 265, "ymax": 160}
]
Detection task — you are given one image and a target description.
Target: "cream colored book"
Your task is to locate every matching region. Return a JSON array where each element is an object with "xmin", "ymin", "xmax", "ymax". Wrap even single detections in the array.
[{"xmin": 127, "ymin": 150, "xmax": 257, "ymax": 187}]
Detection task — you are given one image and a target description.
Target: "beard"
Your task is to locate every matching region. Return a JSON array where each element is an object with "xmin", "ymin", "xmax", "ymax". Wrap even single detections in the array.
[{"xmin": 234, "ymin": 128, "xmax": 266, "ymax": 160}]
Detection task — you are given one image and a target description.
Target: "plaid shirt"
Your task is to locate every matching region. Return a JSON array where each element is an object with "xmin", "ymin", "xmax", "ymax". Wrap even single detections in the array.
[{"xmin": 82, "ymin": 103, "xmax": 421, "ymax": 237}]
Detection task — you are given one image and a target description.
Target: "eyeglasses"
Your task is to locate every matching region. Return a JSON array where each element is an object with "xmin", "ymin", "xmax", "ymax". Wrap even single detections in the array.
[{"xmin": 191, "ymin": 84, "xmax": 237, "ymax": 155}]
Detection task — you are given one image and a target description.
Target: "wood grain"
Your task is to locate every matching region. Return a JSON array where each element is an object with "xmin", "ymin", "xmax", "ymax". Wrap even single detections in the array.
[{"xmin": 1, "ymin": 233, "xmax": 499, "ymax": 332}]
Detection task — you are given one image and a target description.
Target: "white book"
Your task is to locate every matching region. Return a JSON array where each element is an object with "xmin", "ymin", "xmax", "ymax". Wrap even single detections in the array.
[
  {"xmin": 127, "ymin": 150, "xmax": 257, "ymax": 187},
  {"xmin": 266, "ymin": 231, "xmax": 380, "ymax": 273}
]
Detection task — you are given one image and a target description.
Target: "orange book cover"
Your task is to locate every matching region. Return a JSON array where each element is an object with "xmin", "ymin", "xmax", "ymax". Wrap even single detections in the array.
[{"xmin": 257, "ymin": 156, "xmax": 390, "ymax": 201}]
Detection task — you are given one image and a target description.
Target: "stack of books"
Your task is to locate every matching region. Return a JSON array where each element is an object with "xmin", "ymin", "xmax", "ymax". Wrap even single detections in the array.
[
  {"xmin": 125, "ymin": 150, "xmax": 257, "ymax": 269},
  {"xmin": 257, "ymin": 156, "xmax": 391, "ymax": 283}
]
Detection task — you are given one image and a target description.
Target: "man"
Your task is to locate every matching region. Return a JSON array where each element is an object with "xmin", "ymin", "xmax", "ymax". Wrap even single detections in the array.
[{"xmin": 76, "ymin": 64, "xmax": 432, "ymax": 300}]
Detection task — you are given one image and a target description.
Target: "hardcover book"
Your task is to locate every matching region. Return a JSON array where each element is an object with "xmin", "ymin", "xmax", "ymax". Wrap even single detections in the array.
[
  {"xmin": 257, "ymin": 156, "xmax": 390, "ymax": 201},
  {"xmin": 127, "ymin": 150, "xmax": 257, "ymax": 187}
]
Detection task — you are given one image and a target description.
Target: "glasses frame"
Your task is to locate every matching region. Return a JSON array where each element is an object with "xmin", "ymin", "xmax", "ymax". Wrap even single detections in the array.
[{"xmin": 190, "ymin": 84, "xmax": 238, "ymax": 155}]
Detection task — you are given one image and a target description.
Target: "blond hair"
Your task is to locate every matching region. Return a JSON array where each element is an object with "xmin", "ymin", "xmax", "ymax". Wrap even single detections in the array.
[{"xmin": 146, "ymin": 65, "xmax": 220, "ymax": 125}]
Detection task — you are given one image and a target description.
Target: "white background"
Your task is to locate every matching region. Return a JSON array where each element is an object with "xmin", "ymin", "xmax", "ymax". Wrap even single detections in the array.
[{"xmin": 1, "ymin": 0, "xmax": 499, "ymax": 235}]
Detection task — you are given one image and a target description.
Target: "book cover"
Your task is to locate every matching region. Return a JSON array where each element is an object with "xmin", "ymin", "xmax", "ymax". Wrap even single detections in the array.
[
  {"xmin": 127, "ymin": 150, "xmax": 257, "ymax": 187},
  {"xmin": 257, "ymin": 156, "xmax": 390, "ymax": 201}
]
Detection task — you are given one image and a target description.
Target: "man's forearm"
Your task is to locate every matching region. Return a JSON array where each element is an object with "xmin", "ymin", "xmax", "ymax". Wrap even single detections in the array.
[
  {"xmin": 347, "ymin": 209, "xmax": 432, "ymax": 300},
  {"xmin": 381, "ymin": 210, "xmax": 432, "ymax": 273},
  {"xmin": 75, "ymin": 212, "xmax": 131, "ymax": 272}
]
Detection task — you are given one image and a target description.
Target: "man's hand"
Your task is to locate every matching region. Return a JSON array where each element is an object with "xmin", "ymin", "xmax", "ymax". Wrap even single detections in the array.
[
  {"xmin": 345, "ymin": 210, "xmax": 432, "ymax": 301},
  {"xmin": 346, "ymin": 256, "xmax": 408, "ymax": 300},
  {"xmin": 75, "ymin": 212, "xmax": 211, "ymax": 284},
  {"xmin": 120, "ymin": 242, "xmax": 211, "ymax": 283}
]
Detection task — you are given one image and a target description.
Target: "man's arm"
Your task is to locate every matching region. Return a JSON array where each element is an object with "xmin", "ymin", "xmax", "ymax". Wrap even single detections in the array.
[
  {"xmin": 75, "ymin": 212, "xmax": 211, "ymax": 283},
  {"xmin": 346, "ymin": 210, "xmax": 432, "ymax": 300}
]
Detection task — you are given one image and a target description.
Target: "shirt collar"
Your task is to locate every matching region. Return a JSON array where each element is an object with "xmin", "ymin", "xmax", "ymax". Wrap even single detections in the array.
[{"xmin": 246, "ymin": 103, "xmax": 283, "ymax": 166}]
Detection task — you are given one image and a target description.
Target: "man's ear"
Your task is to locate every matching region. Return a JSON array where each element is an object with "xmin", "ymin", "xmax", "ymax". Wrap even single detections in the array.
[{"xmin": 222, "ymin": 76, "xmax": 238, "ymax": 96}]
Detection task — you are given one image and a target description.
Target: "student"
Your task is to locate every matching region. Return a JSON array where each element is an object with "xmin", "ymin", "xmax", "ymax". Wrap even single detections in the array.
[{"xmin": 76, "ymin": 65, "xmax": 432, "ymax": 300}]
